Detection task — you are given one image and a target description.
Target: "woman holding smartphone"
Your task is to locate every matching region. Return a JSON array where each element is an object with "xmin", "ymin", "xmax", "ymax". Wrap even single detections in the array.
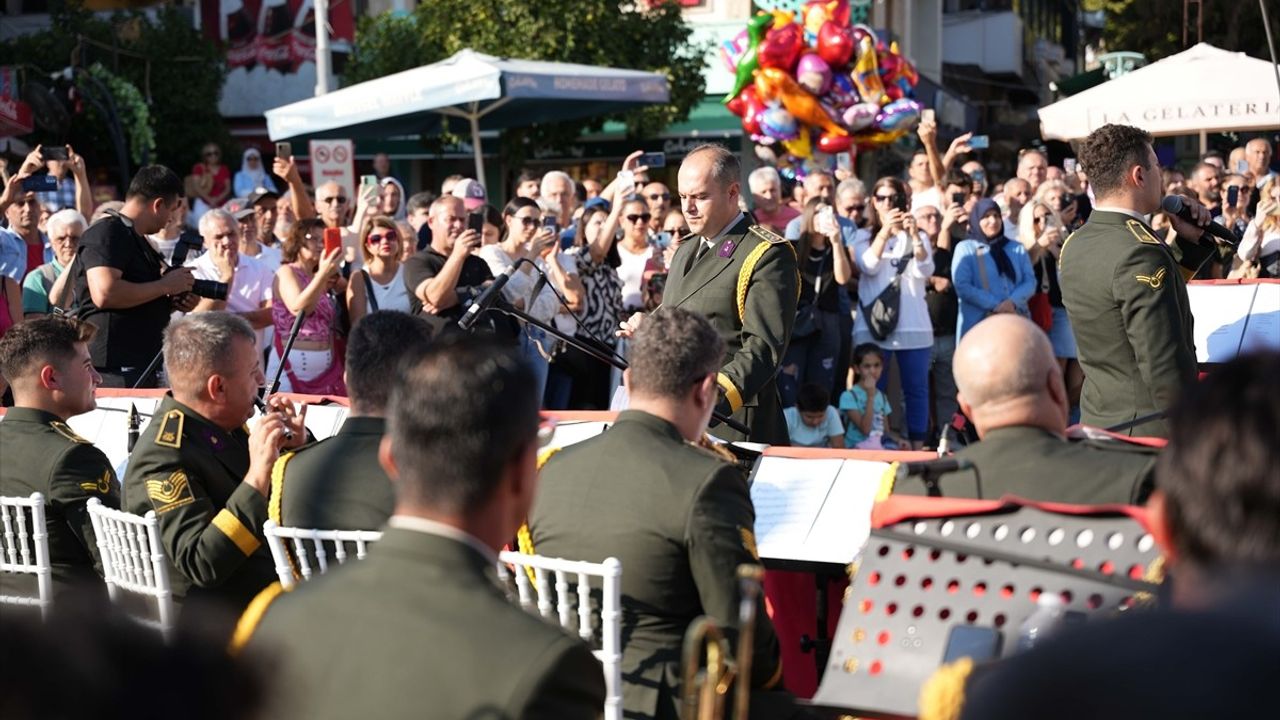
[
  {"xmin": 346, "ymin": 216, "xmax": 411, "ymax": 324},
  {"xmin": 851, "ymin": 177, "xmax": 935, "ymax": 449},
  {"xmin": 778, "ymin": 196, "xmax": 853, "ymax": 407},
  {"xmin": 268, "ymin": 218, "xmax": 347, "ymax": 395}
]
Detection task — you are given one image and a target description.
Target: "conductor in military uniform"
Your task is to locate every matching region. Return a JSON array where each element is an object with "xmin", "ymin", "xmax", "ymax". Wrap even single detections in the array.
[
  {"xmin": 123, "ymin": 312, "xmax": 303, "ymax": 620},
  {"xmin": 240, "ymin": 337, "xmax": 606, "ymax": 720},
  {"xmin": 269, "ymin": 311, "xmax": 433, "ymax": 530},
  {"xmin": 897, "ymin": 315, "xmax": 1155, "ymax": 503},
  {"xmin": 1060, "ymin": 124, "xmax": 1218, "ymax": 437},
  {"xmin": 620, "ymin": 144, "xmax": 799, "ymax": 445},
  {"xmin": 0, "ymin": 317, "xmax": 118, "ymax": 600},
  {"xmin": 534, "ymin": 307, "xmax": 785, "ymax": 720}
]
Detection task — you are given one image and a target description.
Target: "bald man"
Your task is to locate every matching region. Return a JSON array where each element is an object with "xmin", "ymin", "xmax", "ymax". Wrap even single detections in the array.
[{"xmin": 895, "ymin": 315, "xmax": 1156, "ymax": 503}]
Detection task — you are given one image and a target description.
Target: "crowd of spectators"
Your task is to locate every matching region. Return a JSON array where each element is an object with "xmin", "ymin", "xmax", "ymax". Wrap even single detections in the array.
[{"xmin": 1, "ymin": 131, "xmax": 1275, "ymax": 448}]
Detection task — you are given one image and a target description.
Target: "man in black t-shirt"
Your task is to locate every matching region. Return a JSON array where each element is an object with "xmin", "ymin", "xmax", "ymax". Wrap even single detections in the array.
[
  {"xmin": 69, "ymin": 166, "xmax": 196, "ymax": 387},
  {"xmin": 403, "ymin": 195, "xmax": 500, "ymax": 337}
]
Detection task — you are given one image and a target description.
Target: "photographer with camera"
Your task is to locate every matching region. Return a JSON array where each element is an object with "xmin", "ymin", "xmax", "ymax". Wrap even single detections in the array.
[{"xmin": 67, "ymin": 165, "xmax": 197, "ymax": 388}]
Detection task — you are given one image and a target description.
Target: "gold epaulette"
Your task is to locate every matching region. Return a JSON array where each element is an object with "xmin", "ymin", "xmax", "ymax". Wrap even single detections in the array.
[
  {"xmin": 736, "ymin": 227, "xmax": 800, "ymax": 322},
  {"xmin": 692, "ymin": 434, "xmax": 738, "ymax": 463},
  {"xmin": 49, "ymin": 421, "xmax": 90, "ymax": 444},
  {"xmin": 918, "ymin": 657, "xmax": 975, "ymax": 720},
  {"xmin": 1125, "ymin": 219, "xmax": 1163, "ymax": 245},
  {"xmin": 153, "ymin": 409, "xmax": 184, "ymax": 449},
  {"xmin": 747, "ymin": 224, "xmax": 788, "ymax": 245},
  {"xmin": 228, "ymin": 581, "xmax": 287, "ymax": 655}
]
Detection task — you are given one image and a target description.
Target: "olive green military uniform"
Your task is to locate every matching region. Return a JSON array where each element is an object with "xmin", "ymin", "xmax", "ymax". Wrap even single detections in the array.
[
  {"xmin": 243, "ymin": 526, "xmax": 607, "ymax": 720},
  {"xmin": 893, "ymin": 426, "xmax": 1156, "ymax": 505},
  {"xmin": 122, "ymin": 395, "xmax": 276, "ymax": 613},
  {"xmin": 269, "ymin": 416, "xmax": 392, "ymax": 530},
  {"xmin": 663, "ymin": 215, "xmax": 799, "ymax": 445},
  {"xmin": 0, "ymin": 407, "xmax": 118, "ymax": 600},
  {"xmin": 1059, "ymin": 211, "xmax": 1215, "ymax": 437},
  {"xmin": 529, "ymin": 410, "xmax": 784, "ymax": 720}
]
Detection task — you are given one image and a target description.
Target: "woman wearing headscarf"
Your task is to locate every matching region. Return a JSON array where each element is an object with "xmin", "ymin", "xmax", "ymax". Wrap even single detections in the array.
[
  {"xmin": 233, "ymin": 148, "xmax": 278, "ymax": 197},
  {"xmin": 951, "ymin": 197, "xmax": 1036, "ymax": 341},
  {"xmin": 378, "ymin": 177, "xmax": 407, "ymax": 221}
]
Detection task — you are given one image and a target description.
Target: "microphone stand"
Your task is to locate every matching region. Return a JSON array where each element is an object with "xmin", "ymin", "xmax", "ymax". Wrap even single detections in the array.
[
  {"xmin": 131, "ymin": 349, "xmax": 166, "ymax": 389},
  {"xmin": 267, "ymin": 309, "xmax": 308, "ymax": 396},
  {"xmin": 486, "ymin": 303, "xmax": 752, "ymax": 437}
]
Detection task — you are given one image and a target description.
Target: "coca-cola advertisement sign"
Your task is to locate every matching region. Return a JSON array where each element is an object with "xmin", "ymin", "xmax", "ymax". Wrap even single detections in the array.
[{"xmin": 201, "ymin": 0, "xmax": 354, "ymax": 74}]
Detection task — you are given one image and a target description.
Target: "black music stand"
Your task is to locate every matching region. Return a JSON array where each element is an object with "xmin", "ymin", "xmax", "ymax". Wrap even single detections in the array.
[{"xmin": 808, "ymin": 496, "xmax": 1161, "ymax": 718}]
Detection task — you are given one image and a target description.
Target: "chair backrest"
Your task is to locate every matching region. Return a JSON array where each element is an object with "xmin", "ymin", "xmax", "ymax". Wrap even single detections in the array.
[
  {"xmin": 0, "ymin": 492, "xmax": 52, "ymax": 620},
  {"xmin": 86, "ymin": 497, "xmax": 175, "ymax": 640},
  {"xmin": 498, "ymin": 551, "xmax": 623, "ymax": 720},
  {"xmin": 262, "ymin": 519, "xmax": 382, "ymax": 590}
]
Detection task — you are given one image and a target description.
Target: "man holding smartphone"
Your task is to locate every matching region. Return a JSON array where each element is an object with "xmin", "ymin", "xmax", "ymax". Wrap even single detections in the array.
[{"xmin": 403, "ymin": 195, "xmax": 508, "ymax": 338}]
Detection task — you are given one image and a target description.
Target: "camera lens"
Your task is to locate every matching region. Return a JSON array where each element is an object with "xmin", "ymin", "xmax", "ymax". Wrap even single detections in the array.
[{"xmin": 190, "ymin": 280, "xmax": 229, "ymax": 300}]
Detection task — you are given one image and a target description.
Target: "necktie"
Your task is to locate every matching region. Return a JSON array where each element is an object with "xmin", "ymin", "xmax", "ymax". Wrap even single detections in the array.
[{"xmin": 693, "ymin": 239, "xmax": 711, "ymax": 262}]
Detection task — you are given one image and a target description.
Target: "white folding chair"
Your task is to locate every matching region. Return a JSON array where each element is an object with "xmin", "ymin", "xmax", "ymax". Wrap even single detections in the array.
[
  {"xmin": 86, "ymin": 497, "xmax": 175, "ymax": 640},
  {"xmin": 498, "ymin": 551, "xmax": 623, "ymax": 720},
  {"xmin": 262, "ymin": 519, "xmax": 382, "ymax": 590},
  {"xmin": 0, "ymin": 493, "xmax": 52, "ymax": 620}
]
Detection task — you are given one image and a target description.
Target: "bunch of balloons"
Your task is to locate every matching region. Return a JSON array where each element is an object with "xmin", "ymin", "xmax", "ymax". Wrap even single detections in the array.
[{"xmin": 720, "ymin": 0, "xmax": 922, "ymax": 177}]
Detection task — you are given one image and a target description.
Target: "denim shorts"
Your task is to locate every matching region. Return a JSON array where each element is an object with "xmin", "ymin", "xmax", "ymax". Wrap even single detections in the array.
[{"xmin": 1048, "ymin": 305, "xmax": 1077, "ymax": 359}]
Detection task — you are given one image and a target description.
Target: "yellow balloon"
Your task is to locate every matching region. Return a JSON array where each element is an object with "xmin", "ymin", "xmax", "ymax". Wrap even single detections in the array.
[
  {"xmin": 851, "ymin": 36, "xmax": 889, "ymax": 107},
  {"xmin": 855, "ymin": 128, "xmax": 908, "ymax": 147},
  {"xmin": 782, "ymin": 126, "xmax": 813, "ymax": 159}
]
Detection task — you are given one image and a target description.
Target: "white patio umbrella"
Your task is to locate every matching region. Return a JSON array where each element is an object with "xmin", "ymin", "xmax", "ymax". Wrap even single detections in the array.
[
  {"xmin": 265, "ymin": 49, "xmax": 671, "ymax": 187},
  {"xmin": 1039, "ymin": 43, "xmax": 1280, "ymax": 141}
]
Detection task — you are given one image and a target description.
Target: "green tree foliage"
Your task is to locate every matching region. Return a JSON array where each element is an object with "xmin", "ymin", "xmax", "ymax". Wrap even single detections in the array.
[
  {"xmin": 1084, "ymin": 0, "xmax": 1271, "ymax": 61},
  {"xmin": 0, "ymin": 2, "xmax": 229, "ymax": 180},
  {"xmin": 343, "ymin": 0, "xmax": 708, "ymax": 158}
]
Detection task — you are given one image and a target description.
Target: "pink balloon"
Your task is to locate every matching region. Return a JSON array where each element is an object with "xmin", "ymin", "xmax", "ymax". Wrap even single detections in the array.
[
  {"xmin": 795, "ymin": 53, "xmax": 832, "ymax": 96},
  {"xmin": 841, "ymin": 102, "xmax": 879, "ymax": 131}
]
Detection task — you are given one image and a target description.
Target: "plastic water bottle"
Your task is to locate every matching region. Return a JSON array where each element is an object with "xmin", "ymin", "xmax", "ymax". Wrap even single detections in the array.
[{"xmin": 1016, "ymin": 594, "xmax": 1065, "ymax": 652}]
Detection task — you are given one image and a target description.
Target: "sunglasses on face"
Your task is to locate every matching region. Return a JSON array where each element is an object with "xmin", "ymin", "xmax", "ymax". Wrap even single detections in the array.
[
  {"xmin": 626, "ymin": 214, "xmax": 652, "ymax": 223},
  {"xmin": 322, "ymin": 196, "xmax": 347, "ymax": 204},
  {"xmin": 843, "ymin": 204, "xmax": 866, "ymax": 213},
  {"xmin": 917, "ymin": 212, "xmax": 940, "ymax": 221},
  {"xmin": 1034, "ymin": 215, "xmax": 1050, "ymax": 224},
  {"xmin": 647, "ymin": 193, "xmax": 671, "ymax": 201},
  {"xmin": 367, "ymin": 231, "xmax": 398, "ymax": 243},
  {"xmin": 874, "ymin": 194, "xmax": 897, "ymax": 203},
  {"xmin": 513, "ymin": 216, "xmax": 540, "ymax": 228}
]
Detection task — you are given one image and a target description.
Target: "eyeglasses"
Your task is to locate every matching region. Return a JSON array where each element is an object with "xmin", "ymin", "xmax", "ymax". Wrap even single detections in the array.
[
  {"xmin": 1033, "ymin": 215, "xmax": 1050, "ymax": 224},
  {"xmin": 843, "ymin": 204, "xmax": 866, "ymax": 213},
  {"xmin": 513, "ymin": 216, "xmax": 540, "ymax": 228},
  {"xmin": 204, "ymin": 150, "xmax": 220, "ymax": 158},
  {"xmin": 367, "ymin": 231, "xmax": 398, "ymax": 243},
  {"xmin": 321, "ymin": 196, "xmax": 347, "ymax": 204},
  {"xmin": 873, "ymin": 194, "xmax": 897, "ymax": 204},
  {"xmin": 916, "ymin": 212, "xmax": 941, "ymax": 221},
  {"xmin": 626, "ymin": 214, "xmax": 652, "ymax": 223},
  {"xmin": 647, "ymin": 193, "xmax": 671, "ymax": 201}
]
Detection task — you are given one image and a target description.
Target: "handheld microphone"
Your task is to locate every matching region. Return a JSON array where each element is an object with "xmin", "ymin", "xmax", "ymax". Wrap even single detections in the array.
[
  {"xmin": 458, "ymin": 258, "xmax": 529, "ymax": 330},
  {"xmin": 1160, "ymin": 195, "xmax": 1239, "ymax": 246}
]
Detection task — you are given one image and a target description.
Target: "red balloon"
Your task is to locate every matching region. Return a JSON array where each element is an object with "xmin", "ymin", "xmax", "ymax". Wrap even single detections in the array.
[
  {"xmin": 758, "ymin": 22, "xmax": 804, "ymax": 72},
  {"xmin": 731, "ymin": 86, "xmax": 767, "ymax": 136},
  {"xmin": 817, "ymin": 133, "xmax": 853, "ymax": 154},
  {"xmin": 817, "ymin": 21, "xmax": 855, "ymax": 68},
  {"xmin": 831, "ymin": 0, "xmax": 851, "ymax": 26}
]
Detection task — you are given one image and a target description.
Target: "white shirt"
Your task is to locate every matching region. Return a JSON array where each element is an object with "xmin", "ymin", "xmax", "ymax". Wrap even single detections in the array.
[
  {"xmin": 616, "ymin": 242, "xmax": 653, "ymax": 311},
  {"xmin": 244, "ymin": 243, "xmax": 282, "ymax": 272},
  {"xmin": 852, "ymin": 229, "xmax": 936, "ymax": 350},
  {"xmin": 191, "ymin": 252, "xmax": 275, "ymax": 349},
  {"xmin": 387, "ymin": 515, "xmax": 498, "ymax": 565},
  {"xmin": 477, "ymin": 244, "xmax": 560, "ymax": 322}
]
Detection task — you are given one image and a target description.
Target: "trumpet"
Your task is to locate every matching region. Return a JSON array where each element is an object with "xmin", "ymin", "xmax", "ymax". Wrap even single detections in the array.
[{"xmin": 680, "ymin": 564, "xmax": 766, "ymax": 720}]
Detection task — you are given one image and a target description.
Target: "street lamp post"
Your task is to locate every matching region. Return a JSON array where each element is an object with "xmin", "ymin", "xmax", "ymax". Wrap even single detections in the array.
[{"xmin": 314, "ymin": 0, "xmax": 332, "ymax": 96}]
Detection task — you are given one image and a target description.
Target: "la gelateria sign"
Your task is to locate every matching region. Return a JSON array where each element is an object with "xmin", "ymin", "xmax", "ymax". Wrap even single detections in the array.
[{"xmin": 1087, "ymin": 99, "xmax": 1280, "ymax": 133}]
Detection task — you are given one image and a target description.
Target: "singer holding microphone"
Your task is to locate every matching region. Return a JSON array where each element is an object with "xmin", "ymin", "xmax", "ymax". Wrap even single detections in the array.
[{"xmin": 1060, "ymin": 124, "xmax": 1222, "ymax": 438}]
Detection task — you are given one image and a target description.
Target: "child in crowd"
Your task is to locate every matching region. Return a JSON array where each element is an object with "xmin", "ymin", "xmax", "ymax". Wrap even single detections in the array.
[
  {"xmin": 839, "ymin": 343, "xmax": 899, "ymax": 449},
  {"xmin": 783, "ymin": 383, "xmax": 846, "ymax": 448}
]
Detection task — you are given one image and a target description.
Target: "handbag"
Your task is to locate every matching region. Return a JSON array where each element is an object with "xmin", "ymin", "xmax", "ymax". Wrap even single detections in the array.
[
  {"xmin": 860, "ymin": 252, "xmax": 910, "ymax": 342},
  {"xmin": 1026, "ymin": 257, "xmax": 1054, "ymax": 332},
  {"xmin": 792, "ymin": 250, "xmax": 829, "ymax": 339}
]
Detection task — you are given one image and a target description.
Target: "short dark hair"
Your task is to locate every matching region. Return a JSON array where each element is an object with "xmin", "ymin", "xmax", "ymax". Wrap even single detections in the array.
[
  {"xmin": 1077, "ymin": 124, "xmax": 1153, "ymax": 198},
  {"xmin": 0, "ymin": 316, "xmax": 96, "ymax": 382},
  {"xmin": 406, "ymin": 191, "xmax": 436, "ymax": 215},
  {"xmin": 515, "ymin": 169, "xmax": 541, "ymax": 186},
  {"xmin": 125, "ymin": 165, "xmax": 183, "ymax": 203},
  {"xmin": 684, "ymin": 144, "xmax": 740, "ymax": 190},
  {"xmin": 796, "ymin": 383, "xmax": 830, "ymax": 413},
  {"xmin": 943, "ymin": 169, "xmax": 973, "ymax": 193},
  {"xmin": 1156, "ymin": 353, "xmax": 1280, "ymax": 570},
  {"xmin": 628, "ymin": 307, "xmax": 724, "ymax": 400},
  {"xmin": 388, "ymin": 337, "xmax": 540, "ymax": 514},
  {"xmin": 344, "ymin": 311, "xmax": 434, "ymax": 412}
]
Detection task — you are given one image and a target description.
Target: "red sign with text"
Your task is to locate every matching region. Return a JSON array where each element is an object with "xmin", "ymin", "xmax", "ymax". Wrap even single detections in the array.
[{"xmin": 200, "ymin": 0, "xmax": 354, "ymax": 74}]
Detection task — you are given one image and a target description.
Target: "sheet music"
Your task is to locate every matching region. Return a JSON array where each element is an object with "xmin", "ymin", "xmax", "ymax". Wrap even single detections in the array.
[
  {"xmin": 751, "ymin": 458, "xmax": 844, "ymax": 561},
  {"xmin": 1188, "ymin": 283, "xmax": 1257, "ymax": 362},
  {"xmin": 802, "ymin": 460, "xmax": 888, "ymax": 565},
  {"xmin": 299, "ymin": 405, "xmax": 348, "ymax": 441},
  {"xmin": 546, "ymin": 421, "xmax": 611, "ymax": 450},
  {"xmin": 67, "ymin": 397, "xmax": 161, "ymax": 471},
  {"xmin": 1240, "ymin": 284, "xmax": 1280, "ymax": 354}
]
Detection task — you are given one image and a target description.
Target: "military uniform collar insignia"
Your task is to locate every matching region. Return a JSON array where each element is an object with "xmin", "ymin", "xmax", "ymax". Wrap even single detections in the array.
[{"xmin": 718, "ymin": 238, "xmax": 738, "ymax": 258}]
